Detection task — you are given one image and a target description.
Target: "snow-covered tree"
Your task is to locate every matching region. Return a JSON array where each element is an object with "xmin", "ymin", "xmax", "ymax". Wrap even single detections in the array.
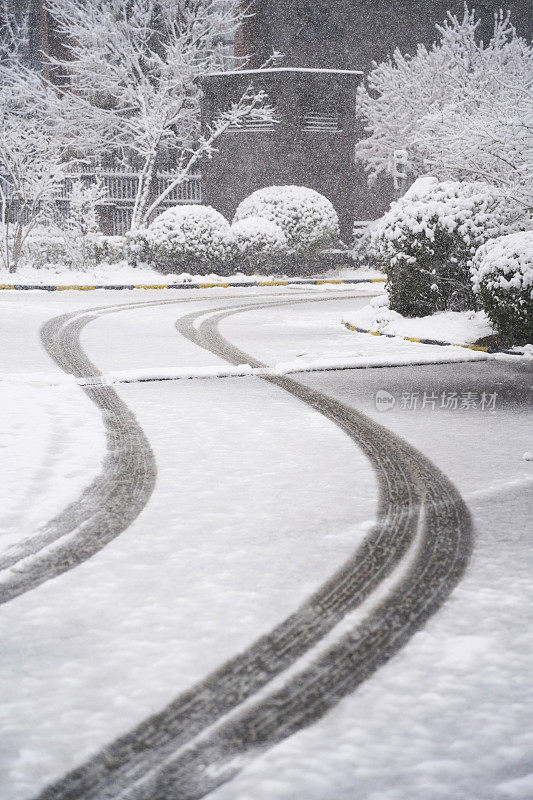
[
  {"xmin": 355, "ymin": 5, "xmax": 533, "ymax": 213},
  {"xmin": 43, "ymin": 0, "xmax": 276, "ymax": 229},
  {"xmin": 0, "ymin": 6, "xmax": 79, "ymax": 271}
]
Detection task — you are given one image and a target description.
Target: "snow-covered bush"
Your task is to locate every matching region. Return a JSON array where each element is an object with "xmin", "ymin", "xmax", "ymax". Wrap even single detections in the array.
[
  {"xmin": 352, "ymin": 221, "xmax": 379, "ymax": 267},
  {"xmin": 231, "ymin": 216, "xmax": 287, "ymax": 254},
  {"xmin": 230, "ymin": 216, "xmax": 287, "ymax": 274},
  {"xmin": 87, "ymin": 235, "xmax": 127, "ymax": 265},
  {"xmin": 130, "ymin": 205, "xmax": 232, "ymax": 273},
  {"xmin": 24, "ymin": 229, "xmax": 71, "ymax": 267},
  {"xmin": 471, "ymin": 231, "xmax": 533, "ymax": 344},
  {"xmin": 233, "ymin": 186, "xmax": 340, "ymax": 254},
  {"xmin": 371, "ymin": 177, "xmax": 525, "ymax": 316}
]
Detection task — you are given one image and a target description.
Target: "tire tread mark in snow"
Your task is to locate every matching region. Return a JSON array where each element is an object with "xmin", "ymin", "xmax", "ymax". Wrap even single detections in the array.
[
  {"xmin": 0, "ymin": 293, "xmax": 346, "ymax": 601},
  {"xmin": 0, "ymin": 305, "xmax": 161, "ymax": 603},
  {"xmin": 34, "ymin": 299, "xmax": 471, "ymax": 800},
  {"xmin": 133, "ymin": 308, "xmax": 472, "ymax": 800}
]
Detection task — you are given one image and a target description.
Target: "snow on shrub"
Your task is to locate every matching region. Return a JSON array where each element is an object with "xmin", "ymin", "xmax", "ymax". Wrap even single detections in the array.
[
  {"xmin": 352, "ymin": 220, "xmax": 379, "ymax": 267},
  {"xmin": 131, "ymin": 205, "xmax": 232, "ymax": 273},
  {"xmin": 231, "ymin": 216, "xmax": 287, "ymax": 254},
  {"xmin": 230, "ymin": 216, "xmax": 287, "ymax": 275},
  {"xmin": 233, "ymin": 185, "xmax": 340, "ymax": 253},
  {"xmin": 24, "ymin": 229, "xmax": 127, "ymax": 269},
  {"xmin": 87, "ymin": 234, "xmax": 127, "ymax": 265},
  {"xmin": 25, "ymin": 230, "xmax": 71, "ymax": 267},
  {"xmin": 371, "ymin": 177, "xmax": 525, "ymax": 316},
  {"xmin": 471, "ymin": 230, "xmax": 533, "ymax": 344}
]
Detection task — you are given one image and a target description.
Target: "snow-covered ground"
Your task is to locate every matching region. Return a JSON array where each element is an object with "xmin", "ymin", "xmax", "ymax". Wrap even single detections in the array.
[
  {"xmin": 0, "ymin": 292, "xmax": 109, "ymax": 555},
  {"xmin": 218, "ymin": 296, "xmax": 496, "ymax": 370},
  {"xmin": 0, "ymin": 262, "xmax": 381, "ymax": 286},
  {"xmin": 0, "ymin": 286, "xmax": 531, "ymax": 799},
  {"xmin": 0, "ymin": 287, "xmax": 377, "ymax": 798},
  {"xmin": 210, "ymin": 316, "xmax": 533, "ymax": 800},
  {"xmin": 346, "ymin": 297, "xmax": 495, "ymax": 344},
  {"xmin": 0, "ymin": 381, "xmax": 105, "ymax": 551}
]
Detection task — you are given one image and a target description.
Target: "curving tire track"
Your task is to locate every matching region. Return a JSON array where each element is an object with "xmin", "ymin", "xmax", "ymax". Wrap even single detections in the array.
[
  {"xmin": 34, "ymin": 299, "xmax": 472, "ymax": 800},
  {"xmin": 0, "ymin": 292, "xmax": 351, "ymax": 604},
  {"xmin": 130, "ymin": 305, "xmax": 472, "ymax": 800},
  {"xmin": 0, "ymin": 305, "xmax": 160, "ymax": 604},
  {"xmin": 0, "ymin": 294, "xmax": 211, "ymax": 603}
]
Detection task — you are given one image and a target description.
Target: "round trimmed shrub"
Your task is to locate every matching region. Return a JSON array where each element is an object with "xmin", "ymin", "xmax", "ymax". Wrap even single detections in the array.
[
  {"xmin": 233, "ymin": 185, "xmax": 340, "ymax": 254},
  {"xmin": 230, "ymin": 216, "xmax": 287, "ymax": 275},
  {"xmin": 134, "ymin": 205, "xmax": 232, "ymax": 273},
  {"xmin": 471, "ymin": 231, "xmax": 533, "ymax": 345},
  {"xmin": 371, "ymin": 178, "xmax": 526, "ymax": 317}
]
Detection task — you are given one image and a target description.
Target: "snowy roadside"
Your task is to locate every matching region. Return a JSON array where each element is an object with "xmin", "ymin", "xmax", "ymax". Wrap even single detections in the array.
[
  {"xmin": 347, "ymin": 297, "xmax": 494, "ymax": 345},
  {"xmin": 342, "ymin": 298, "xmax": 533, "ymax": 365},
  {"xmin": 0, "ymin": 262, "xmax": 382, "ymax": 287},
  {"xmin": 218, "ymin": 298, "xmax": 502, "ymax": 372}
]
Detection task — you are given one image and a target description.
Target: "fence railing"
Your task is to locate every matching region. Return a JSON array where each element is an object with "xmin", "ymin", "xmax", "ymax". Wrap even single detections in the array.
[{"xmin": 1, "ymin": 169, "xmax": 203, "ymax": 236}]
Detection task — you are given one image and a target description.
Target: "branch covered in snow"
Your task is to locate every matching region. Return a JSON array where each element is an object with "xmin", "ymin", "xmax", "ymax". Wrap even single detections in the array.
[
  {"xmin": 43, "ymin": 0, "xmax": 274, "ymax": 228},
  {"xmin": 0, "ymin": 9, "xmax": 81, "ymax": 272},
  {"xmin": 355, "ymin": 5, "xmax": 533, "ymax": 212}
]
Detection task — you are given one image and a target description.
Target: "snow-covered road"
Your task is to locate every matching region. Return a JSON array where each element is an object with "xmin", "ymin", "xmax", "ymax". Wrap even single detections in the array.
[{"xmin": 0, "ymin": 287, "xmax": 531, "ymax": 800}]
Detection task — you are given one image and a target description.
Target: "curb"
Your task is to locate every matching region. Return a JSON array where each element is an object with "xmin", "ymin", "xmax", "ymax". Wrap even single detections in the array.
[
  {"xmin": 341, "ymin": 320, "xmax": 519, "ymax": 356},
  {"xmin": 0, "ymin": 278, "xmax": 385, "ymax": 292},
  {"xmin": 2, "ymin": 352, "xmax": 499, "ymax": 388}
]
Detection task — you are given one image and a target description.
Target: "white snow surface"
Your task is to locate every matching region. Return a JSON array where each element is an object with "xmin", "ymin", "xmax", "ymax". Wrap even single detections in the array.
[
  {"xmin": 0, "ymin": 264, "xmax": 381, "ymax": 286},
  {"xmin": 209, "ymin": 335, "xmax": 533, "ymax": 800},
  {"xmin": 1, "ymin": 287, "xmax": 531, "ymax": 800},
  {"xmin": 0, "ymin": 288, "xmax": 379, "ymax": 798},
  {"xmin": 0, "ymin": 382, "xmax": 105, "ymax": 552},
  {"xmin": 347, "ymin": 300, "xmax": 494, "ymax": 344},
  {"xmin": 218, "ymin": 299, "xmax": 495, "ymax": 371}
]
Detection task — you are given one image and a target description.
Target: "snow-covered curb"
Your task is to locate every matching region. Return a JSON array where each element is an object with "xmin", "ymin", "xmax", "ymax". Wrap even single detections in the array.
[
  {"xmin": 0, "ymin": 348, "xmax": 504, "ymax": 388},
  {"xmin": 348, "ymin": 300, "xmax": 494, "ymax": 345},
  {"xmin": 342, "ymin": 300, "xmax": 533, "ymax": 356},
  {"xmin": 341, "ymin": 320, "xmax": 503, "ymax": 353},
  {"xmin": 0, "ymin": 276, "xmax": 386, "ymax": 292}
]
